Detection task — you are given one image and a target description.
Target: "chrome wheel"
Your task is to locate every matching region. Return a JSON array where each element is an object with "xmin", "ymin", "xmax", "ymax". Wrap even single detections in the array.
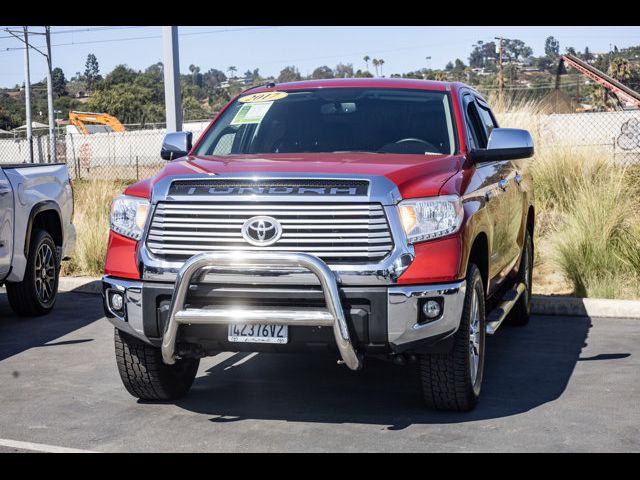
[
  {"xmin": 469, "ymin": 288, "xmax": 481, "ymax": 384},
  {"xmin": 34, "ymin": 243, "xmax": 56, "ymax": 304}
]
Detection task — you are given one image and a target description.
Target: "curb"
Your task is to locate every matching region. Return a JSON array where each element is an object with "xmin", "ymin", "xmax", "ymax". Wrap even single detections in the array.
[
  {"xmin": 532, "ymin": 295, "xmax": 640, "ymax": 319},
  {"xmin": 57, "ymin": 277, "xmax": 640, "ymax": 319},
  {"xmin": 58, "ymin": 276, "xmax": 102, "ymax": 295}
]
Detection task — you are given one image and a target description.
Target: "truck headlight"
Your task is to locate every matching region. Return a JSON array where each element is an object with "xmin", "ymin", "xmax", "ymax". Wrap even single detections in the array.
[
  {"xmin": 110, "ymin": 195, "xmax": 150, "ymax": 240},
  {"xmin": 397, "ymin": 195, "xmax": 463, "ymax": 244}
]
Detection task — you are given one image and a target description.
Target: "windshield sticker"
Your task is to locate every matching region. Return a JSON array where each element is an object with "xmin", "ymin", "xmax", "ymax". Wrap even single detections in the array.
[
  {"xmin": 238, "ymin": 91, "xmax": 288, "ymax": 103},
  {"xmin": 230, "ymin": 101, "xmax": 273, "ymax": 125}
]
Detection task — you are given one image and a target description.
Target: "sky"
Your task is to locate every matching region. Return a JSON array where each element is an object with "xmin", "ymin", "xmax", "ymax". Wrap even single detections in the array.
[{"xmin": 0, "ymin": 26, "xmax": 638, "ymax": 88}]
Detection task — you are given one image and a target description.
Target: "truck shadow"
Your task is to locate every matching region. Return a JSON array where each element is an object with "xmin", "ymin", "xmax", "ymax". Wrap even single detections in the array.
[
  {"xmin": 174, "ymin": 315, "xmax": 604, "ymax": 427},
  {"xmin": 0, "ymin": 289, "xmax": 103, "ymax": 361}
]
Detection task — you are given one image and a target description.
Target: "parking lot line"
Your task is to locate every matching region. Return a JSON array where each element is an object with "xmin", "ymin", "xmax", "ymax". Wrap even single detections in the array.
[{"xmin": 0, "ymin": 438, "xmax": 98, "ymax": 453}]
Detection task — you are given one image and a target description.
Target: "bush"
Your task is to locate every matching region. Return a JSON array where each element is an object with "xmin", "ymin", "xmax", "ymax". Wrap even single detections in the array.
[
  {"xmin": 551, "ymin": 164, "xmax": 640, "ymax": 298},
  {"xmin": 61, "ymin": 180, "xmax": 129, "ymax": 276}
]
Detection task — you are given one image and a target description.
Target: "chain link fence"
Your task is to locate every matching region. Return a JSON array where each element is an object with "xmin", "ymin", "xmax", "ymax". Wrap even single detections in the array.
[
  {"xmin": 0, "ymin": 121, "xmax": 211, "ymax": 180},
  {"xmin": 499, "ymin": 109, "xmax": 640, "ymax": 165},
  {"xmin": 1, "ymin": 110, "xmax": 640, "ymax": 178}
]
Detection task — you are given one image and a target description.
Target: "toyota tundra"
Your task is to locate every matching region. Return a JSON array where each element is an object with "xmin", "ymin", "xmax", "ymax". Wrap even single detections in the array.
[{"xmin": 102, "ymin": 78, "xmax": 534, "ymax": 411}]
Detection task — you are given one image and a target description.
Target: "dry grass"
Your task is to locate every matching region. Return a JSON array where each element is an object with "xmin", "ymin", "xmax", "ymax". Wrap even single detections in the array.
[
  {"xmin": 61, "ymin": 180, "xmax": 130, "ymax": 276},
  {"xmin": 493, "ymin": 94, "xmax": 640, "ymax": 299}
]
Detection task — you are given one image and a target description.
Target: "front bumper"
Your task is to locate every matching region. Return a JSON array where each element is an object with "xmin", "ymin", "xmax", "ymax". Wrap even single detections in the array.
[{"xmin": 103, "ymin": 253, "xmax": 466, "ymax": 370}]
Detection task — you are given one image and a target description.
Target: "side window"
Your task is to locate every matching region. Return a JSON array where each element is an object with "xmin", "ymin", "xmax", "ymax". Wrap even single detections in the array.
[
  {"xmin": 464, "ymin": 96, "xmax": 487, "ymax": 149},
  {"xmin": 475, "ymin": 100, "xmax": 497, "ymax": 141}
]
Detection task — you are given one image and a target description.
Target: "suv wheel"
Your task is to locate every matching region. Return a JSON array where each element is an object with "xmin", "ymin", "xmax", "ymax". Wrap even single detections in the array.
[
  {"xmin": 418, "ymin": 263, "xmax": 486, "ymax": 411},
  {"xmin": 114, "ymin": 328, "xmax": 200, "ymax": 401},
  {"xmin": 6, "ymin": 229, "xmax": 59, "ymax": 317}
]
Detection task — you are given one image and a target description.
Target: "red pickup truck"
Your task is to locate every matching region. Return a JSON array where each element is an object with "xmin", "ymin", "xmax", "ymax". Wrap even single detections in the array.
[{"xmin": 102, "ymin": 78, "xmax": 534, "ymax": 411}]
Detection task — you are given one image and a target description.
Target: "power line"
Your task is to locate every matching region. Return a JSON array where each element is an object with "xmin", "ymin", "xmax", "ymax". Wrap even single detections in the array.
[
  {"xmin": 0, "ymin": 25, "xmax": 143, "ymax": 40},
  {"xmin": 0, "ymin": 26, "xmax": 282, "ymax": 53}
]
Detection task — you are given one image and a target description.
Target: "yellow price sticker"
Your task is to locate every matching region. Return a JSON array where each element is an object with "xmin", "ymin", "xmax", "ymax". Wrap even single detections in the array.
[{"xmin": 238, "ymin": 91, "xmax": 289, "ymax": 103}]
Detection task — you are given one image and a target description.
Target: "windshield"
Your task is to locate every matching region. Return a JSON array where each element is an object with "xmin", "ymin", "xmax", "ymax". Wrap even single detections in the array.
[{"xmin": 193, "ymin": 88, "xmax": 457, "ymax": 157}]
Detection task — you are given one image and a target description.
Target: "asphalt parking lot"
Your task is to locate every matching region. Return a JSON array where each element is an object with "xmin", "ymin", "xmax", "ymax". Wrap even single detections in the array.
[{"xmin": 1, "ymin": 286, "xmax": 639, "ymax": 452}]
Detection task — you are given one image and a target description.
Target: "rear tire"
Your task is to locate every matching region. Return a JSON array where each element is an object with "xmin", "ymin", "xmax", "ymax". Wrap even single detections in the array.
[
  {"xmin": 505, "ymin": 229, "xmax": 533, "ymax": 327},
  {"xmin": 6, "ymin": 229, "xmax": 59, "ymax": 317},
  {"xmin": 418, "ymin": 264, "xmax": 486, "ymax": 412},
  {"xmin": 114, "ymin": 328, "xmax": 199, "ymax": 401}
]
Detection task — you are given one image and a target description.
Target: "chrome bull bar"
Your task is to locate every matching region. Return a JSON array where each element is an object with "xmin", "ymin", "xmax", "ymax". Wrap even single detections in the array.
[{"xmin": 161, "ymin": 251, "xmax": 363, "ymax": 370}]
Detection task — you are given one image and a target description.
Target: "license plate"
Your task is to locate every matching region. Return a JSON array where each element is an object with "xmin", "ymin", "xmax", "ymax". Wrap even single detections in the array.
[{"xmin": 228, "ymin": 324, "xmax": 288, "ymax": 344}]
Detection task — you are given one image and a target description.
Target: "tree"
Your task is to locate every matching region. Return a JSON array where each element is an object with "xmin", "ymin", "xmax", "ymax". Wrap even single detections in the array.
[
  {"xmin": 227, "ymin": 66, "xmax": 237, "ymax": 79},
  {"xmin": 583, "ymin": 46, "xmax": 592, "ymax": 61},
  {"xmin": 251, "ymin": 68, "xmax": 262, "ymax": 83},
  {"xmin": 51, "ymin": 67, "xmax": 67, "ymax": 97},
  {"xmin": 145, "ymin": 62, "xmax": 163, "ymax": 76},
  {"xmin": 566, "ymin": 46, "xmax": 577, "ymax": 56},
  {"xmin": 450, "ymin": 59, "xmax": 467, "ymax": 81},
  {"xmin": 84, "ymin": 53, "xmax": 100, "ymax": 91},
  {"xmin": 189, "ymin": 64, "xmax": 202, "ymax": 87},
  {"xmin": 378, "ymin": 59, "xmax": 385, "ymax": 77},
  {"xmin": 608, "ymin": 57, "xmax": 633, "ymax": 82},
  {"xmin": 87, "ymin": 82, "xmax": 164, "ymax": 124},
  {"xmin": 469, "ymin": 41, "xmax": 498, "ymax": 68},
  {"xmin": 277, "ymin": 66, "xmax": 302, "ymax": 83},
  {"xmin": 354, "ymin": 69, "xmax": 373, "ymax": 78},
  {"xmin": 372, "ymin": 59, "xmax": 380, "ymax": 76},
  {"xmin": 202, "ymin": 68, "xmax": 227, "ymax": 90},
  {"xmin": 363, "ymin": 55, "xmax": 370, "ymax": 72},
  {"xmin": 445, "ymin": 61, "xmax": 454, "ymax": 71},
  {"xmin": 544, "ymin": 36, "xmax": 560, "ymax": 58},
  {"xmin": 311, "ymin": 65, "xmax": 334, "ymax": 79},
  {"xmin": 335, "ymin": 63, "xmax": 354, "ymax": 78},
  {"xmin": 504, "ymin": 39, "xmax": 532, "ymax": 61},
  {"xmin": 98, "ymin": 65, "xmax": 138, "ymax": 90}
]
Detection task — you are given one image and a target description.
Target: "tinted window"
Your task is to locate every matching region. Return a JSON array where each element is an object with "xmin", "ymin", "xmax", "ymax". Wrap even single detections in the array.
[
  {"xmin": 465, "ymin": 98, "xmax": 487, "ymax": 148},
  {"xmin": 194, "ymin": 88, "xmax": 457, "ymax": 156},
  {"xmin": 476, "ymin": 102, "xmax": 496, "ymax": 140}
]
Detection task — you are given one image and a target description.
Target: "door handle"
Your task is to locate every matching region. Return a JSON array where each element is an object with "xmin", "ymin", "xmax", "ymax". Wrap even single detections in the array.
[
  {"xmin": 514, "ymin": 174, "xmax": 523, "ymax": 185},
  {"xmin": 0, "ymin": 189, "xmax": 11, "ymax": 196},
  {"xmin": 498, "ymin": 179, "xmax": 509, "ymax": 191}
]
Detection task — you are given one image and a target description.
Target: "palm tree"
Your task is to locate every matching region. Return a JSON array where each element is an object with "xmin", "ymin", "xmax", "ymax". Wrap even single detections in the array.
[
  {"xmin": 189, "ymin": 64, "xmax": 200, "ymax": 86},
  {"xmin": 379, "ymin": 59, "xmax": 385, "ymax": 77},
  {"xmin": 227, "ymin": 66, "xmax": 237, "ymax": 79},
  {"xmin": 372, "ymin": 59, "xmax": 380, "ymax": 77},
  {"xmin": 608, "ymin": 57, "xmax": 632, "ymax": 82},
  {"xmin": 363, "ymin": 55, "xmax": 370, "ymax": 72}
]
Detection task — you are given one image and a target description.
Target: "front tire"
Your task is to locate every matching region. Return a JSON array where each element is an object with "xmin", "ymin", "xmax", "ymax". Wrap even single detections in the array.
[
  {"xmin": 114, "ymin": 328, "xmax": 199, "ymax": 401},
  {"xmin": 418, "ymin": 263, "xmax": 486, "ymax": 411},
  {"xmin": 6, "ymin": 229, "xmax": 59, "ymax": 317}
]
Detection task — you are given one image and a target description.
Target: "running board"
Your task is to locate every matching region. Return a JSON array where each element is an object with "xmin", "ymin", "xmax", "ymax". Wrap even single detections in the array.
[{"xmin": 486, "ymin": 282, "xmax": 526, "ymax": 335}]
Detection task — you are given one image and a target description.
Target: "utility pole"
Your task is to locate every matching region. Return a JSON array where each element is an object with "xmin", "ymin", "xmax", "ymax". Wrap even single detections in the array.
[
  {"xmin": 494, "ymin": 37, "xmax": 505, "ymax": 103},
  {"xmin": 162, "ymin": 26, "xmax": 182, "ymax": 132},
  {"xmin": 23, "ymin": 26, "xmax": 33, "ymax": 163},
  {"xmin": 44, "ymin": 26, "xmax": 56, "ymax": 163}
]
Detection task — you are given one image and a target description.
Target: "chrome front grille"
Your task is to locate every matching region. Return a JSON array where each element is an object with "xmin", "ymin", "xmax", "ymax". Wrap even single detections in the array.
[{"xmin": 146, "ymin": 201, "xmax": 394, "ymax": 264}]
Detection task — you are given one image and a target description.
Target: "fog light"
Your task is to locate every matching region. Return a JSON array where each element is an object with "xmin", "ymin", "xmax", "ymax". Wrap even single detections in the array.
[
  {"xmin": 422, "ymin": 300, "xmax": 441, "ymax": 319},
  {"xmin": 110, "ymin": 292, "xmax": 124, "ymax": 311}
]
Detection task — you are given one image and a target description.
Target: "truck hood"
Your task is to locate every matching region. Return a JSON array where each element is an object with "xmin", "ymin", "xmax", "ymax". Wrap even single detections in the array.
[{"xmin": 125, "ymin": 152, "xmax": 464, "ymax": 200}]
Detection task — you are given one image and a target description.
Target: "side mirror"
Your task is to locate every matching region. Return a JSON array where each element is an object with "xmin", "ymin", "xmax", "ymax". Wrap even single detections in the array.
[
  {"xmin": 469, "ymin": 128, "xmax": 534, "ymax": 163},
  {"xmin": 161, "ymin": 131, "xmax": 193, "ymax": 161}
]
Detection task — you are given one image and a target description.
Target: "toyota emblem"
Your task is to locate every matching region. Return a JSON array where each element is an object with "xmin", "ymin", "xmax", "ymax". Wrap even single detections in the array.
[{"xmin": 241, "ymin": 216, "xmax": 283, "ymax": 246}]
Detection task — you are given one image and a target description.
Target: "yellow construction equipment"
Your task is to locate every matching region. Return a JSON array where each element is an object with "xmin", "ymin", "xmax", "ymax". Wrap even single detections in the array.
[{"xmin": 69, "ymin": 111, "xmax": 125, "ymax": 134}]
